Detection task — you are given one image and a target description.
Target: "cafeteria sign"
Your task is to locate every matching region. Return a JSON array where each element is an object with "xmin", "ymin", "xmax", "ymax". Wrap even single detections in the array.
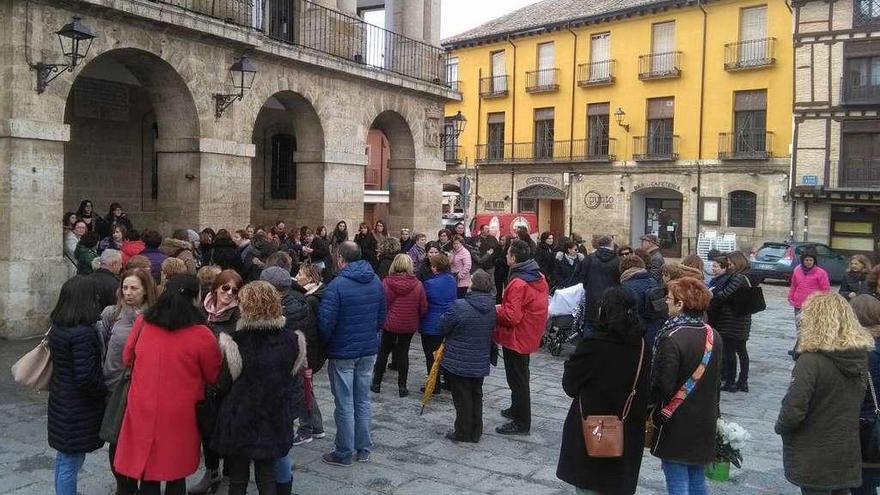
[{"xmin": 633, "ymin": 181, "xmax": 681, "ymax": 192}]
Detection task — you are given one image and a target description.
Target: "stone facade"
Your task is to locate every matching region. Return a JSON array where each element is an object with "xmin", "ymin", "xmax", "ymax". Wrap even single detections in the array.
[{"xmin": 0, "ymin": 0, "xmax": 453, "ymax": 337}]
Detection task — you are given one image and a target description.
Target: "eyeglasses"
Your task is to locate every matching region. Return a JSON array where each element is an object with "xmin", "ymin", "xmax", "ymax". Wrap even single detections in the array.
[
  {"xmin": 620, "ymin": 250, "xmax": 632, "ymax": 256},
  {"xmin": 220, "ymin": 284, "xmax": 239, "ymax": 295}
]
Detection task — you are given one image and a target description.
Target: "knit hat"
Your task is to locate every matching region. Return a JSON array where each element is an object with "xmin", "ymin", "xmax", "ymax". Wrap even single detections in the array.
[
  {"xmin": 260, "ymin": 266, "xmax": 292, "ymax": 289},
  {"xmin": 471, "ymin": 269, "xmax": 494, "ymax": 293},
  {"xmin": 186, "ymin": 229, "xmax": 199, "ymax": 244}
]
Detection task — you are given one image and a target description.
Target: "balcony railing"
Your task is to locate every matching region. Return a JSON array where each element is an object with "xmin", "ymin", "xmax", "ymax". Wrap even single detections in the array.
[
  {"xmin": 633, "ymin": 135, "xmax": 680, "ymax": 161},
  {"xmin": 638, "ymin": 52, "xmax": 682, "ymax": 80},
  {"xmin": 718, "ymin": 131, "xmax": 773, "ymax": 160},
  {"xmin": 474, "ymin": 138, "xmax": 616, "ymax": 164},
  {"xmin": 577, "ymin": 60, "xmax": 616, "ymax": 86},
  {"xmin": 525, "ymin": 68, "xmax": 560, "ymax": 93},
  {"xmin": 444, "ymin": 145, "xmax": 462, "ymax": 164},
  {"xmin": 151, "ymin": 0, "xmax": 447, "ymax": 85},
  {"xmin": 840, "ymin": 158, "xmax": 880, "ymax": 187},
  {"xmin": 448, "ymin": 80, "xmax": 462, "ymax": 92},
  {"xmin": 841, "ymin": 77, "xmax": 880, "ymax": 105},
  {"xmin": 724, "ymin": 38, "xmax": 776, "ymax": 71},
  {"xmin": 480, "ymin": 75, "xmax": 509, "ymax": 98}
]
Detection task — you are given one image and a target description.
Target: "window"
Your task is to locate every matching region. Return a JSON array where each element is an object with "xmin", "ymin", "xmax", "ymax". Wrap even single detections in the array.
[
  {"xmin": 270, "ymin": 133, "xmax": 296, "ymax": 200},
  {"xmin": 518, "ymin": 198, "xmax": 538, "ymax": 213},
  {"xmin": 841, "ymin": 129, "xmax": 880, "ymax": 186},
  {"xmin": 734, "ymin": 90, "xmax": 767, "ymax": 154},
  {"xmin": 534, "ymin": 108, "xmax": 555, "ymax": 159},
  {"xmin": 445, "ymin": 56, "xmax": 459, "ymax": 88},
  {"xmin": 647, "ymin": 97, "xmax": 674, "ymax": 156},
  {"xmin": 443, "ymin": 116, "xmax": 460, "ymax": 163},
  {"xmin": 728, "ymin": 190, "xmax": 757, "ymax": 228},
  {"xmin": 848, "ymin": 56, "xmax": 880, "ymax": 89},
  {"xmin": 487, "ymin": 112, "xmax": 505, "ymax": 161},
  {"xmin": 491, "ymin": 50, "xmax": 507, "ymax": 92},
  {"xmin": 739, "ymin": 6, "xmax": 768, "ymax": 65},
  {"xmin": 651, "ymin": 22, "xmax": 676, "ymax": 73},
  {"xmin": 537, "ymin": 42, "xmax": 555, "ymax": 86},
  {"xmin": 856, "ymin": 0, "xmax": 880, "ymax": 25},
  {"xmin": 587, "ymin": 103, "xmax": 610, "ymax": 157},
  {"xmin": 590, "ymin": 33, "xmax": 611, "ymax": 80}
]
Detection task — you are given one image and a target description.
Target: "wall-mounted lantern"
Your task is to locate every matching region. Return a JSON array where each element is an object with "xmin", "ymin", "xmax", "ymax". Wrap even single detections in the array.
[
  {"xmin": 32, "ymin": 16, "xmax": 96, "ymax": 93},
  {"xmin": 441, "ymin": 111, "xmax": 467, "ymax": 146},
  {"xmin": 214, "ymin": 54, "xmax": 257, "ymax": 118},
  {"xmin": 614, "ymin": 107, "xmax": 630, "ymax": 133}
]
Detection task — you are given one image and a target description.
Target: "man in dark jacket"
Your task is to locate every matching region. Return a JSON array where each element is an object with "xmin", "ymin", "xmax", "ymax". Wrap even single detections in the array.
[
  {"xmin": 640, "ymin": 234, "xmax": 665, "ymax": 283},
  {"xmin": 89, "ymin": 249, "xmax": 121, "ymax": 310},
  {"xmin": 318, "ymin": 241, "xmax": 386, "ymax": 467},
  {"xmin": 439, "ymin": 270, "xmax": 497, "ymax": 443},
  {"xmin": 581, "ymin": 235, "xmax": 620, "ymax": 330}
]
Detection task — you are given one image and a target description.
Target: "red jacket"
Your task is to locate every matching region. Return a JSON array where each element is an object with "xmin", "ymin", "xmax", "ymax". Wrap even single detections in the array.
[
  {"xmin": 383, "ymin": 273, "xmax": 428, "ymax": 334},
  {"xmin": 493, "ymin": 275, "xmax": 549, "ymax": 354},
  {"xmin": 121, "ymin": 240, "xmax": 145, "ymax": 267},
  {"xmin": 114, "ymin": 316, "xmax": 221, "ymax": 481}
]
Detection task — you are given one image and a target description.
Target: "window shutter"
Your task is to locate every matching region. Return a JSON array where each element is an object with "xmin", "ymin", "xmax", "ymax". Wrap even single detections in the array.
[
  {"xmin": 734, "ymin": 90, "xmax": 767, "ymax": 111},
  {"xmin": 740, "ymin": 6, "xmax": 767, "ymax": 41},
  {"xmin": 488, "ymin": 112, "xmax": 505, "ymax": 124},
  {"xmin": 647, "ymin": 98, "xmax": 674, "ymax": 119},
  {"xmin": 491, "ymin": 51, "xmax": 506, "ymax": 76},
  {"xmin": 590, "ymin": 33, "xmax": 610, "ymax": 63},
  {"xmin": 587, "ymin": 102, "xmax": 610, "ymax": 116},
  {"xmin": 652, "ymin": 22, "xmax": 675, "ymax": 54},
  {"xmin": 538, "ymin": 43, "xmax": 555, "ymax": 70},
  {"xmin": 534, "ymin": 108, "xmax": 555, "ymax": 121}
]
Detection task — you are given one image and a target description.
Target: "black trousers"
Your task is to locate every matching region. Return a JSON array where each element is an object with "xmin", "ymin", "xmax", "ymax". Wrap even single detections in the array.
[
  {"xmin": 421, "ymin": 334, "xmax": 444, "ymax": 375},
  {"xmin": 447, "ymin": 373, "xmax": 484, "ymax": 442},
  {"xmin": 139, "ymin": 480, "xmax": 186, "ymax": 495},
  {"xmin": 226, "ymin": 456, "xmax": 276, "ymax": 495},
  {"xmin": 502, "ymin": 347, "xmax": 531, "ymax": 430},
  {"xmin": 374, "ymin": 331, "xmax": 414, "ymax": 388},
  {"xmin": 722, "ymin": 338, "xmax": 749, "ymax": 385},
  {"xmin": 109, "ymin": 443, "xmax": 139, "ymax": 495}
]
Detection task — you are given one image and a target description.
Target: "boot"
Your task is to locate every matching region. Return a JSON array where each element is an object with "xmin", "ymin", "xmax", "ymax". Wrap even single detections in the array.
[
  {"xmin": 370, "ymin": 375, "xmax": 381, "ymax": 393},
  {"xmin": 737, "ymin": 380, "xmax": 749, "ymax": 393},
  {"xmin": 277, "ymin": 481, "xmax": 293, "ymax": 495},
  {"xmin": 226, "ymin": 480, "xmax": 248, "ymax": 495},
  {"xmin": 187, "ymin": 469, "xmax": 221, "ymax": 494}
]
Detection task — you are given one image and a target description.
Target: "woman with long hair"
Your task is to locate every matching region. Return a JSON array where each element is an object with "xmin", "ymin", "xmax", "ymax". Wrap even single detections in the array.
[
  {"xmin": 354, "ymin": 222, "xmax": 378, "ymax": 269},
  {"xmin": 48, "ymin": 276, "xmax": 106, "ymax": 495},
  {"xmin": 331, "ymin": 221, "xmax": 348, "ymax": 247},
  {"xmin": 291, "ymin": 263, "xmax": 328, "ymax": 446},
  {"xmin": 99, "ymin": 224, "xmax": 127, "ymax": 254},
  {"xmin": 100, "ymin": 202, "xmax": 133, "ymax": 238},
  {"xmin": 417, "ymin": 243, "xmax": 442, "ymax": 282},
  {"xmin": 535, "ymin": 232, "xmax": 556, "ymax": 284},
  {"xmin": 557, "ymin": 286, "xmax": 649, "ymax": 494},
  {"xmin": 76, "ymin": 199, "xmax": 96, "ymax": 233},
  {"xmin": 373, "ymin": 219, "xmax": 388, "ymax": 243},
  {"xmin": 63, "ymin": 211, "xmax": 78, "ymax": 232},
  {"xmin": 840, "ymin": 254, "xmax": 874, "ymax": 300},
  {"xmin": 376, "ymin": 236, "xmax": 402, "ymax": 279},
  {"xmin": 708, "ymin": 254, "xmax": 751, "ymax": 393},
  {"xmin": 112, "ymin": 275, "xmax": 222, "ymax": 495},
  {"xmin": 776, "ymin": 293, "xmax": 873, "ymax": 495}
]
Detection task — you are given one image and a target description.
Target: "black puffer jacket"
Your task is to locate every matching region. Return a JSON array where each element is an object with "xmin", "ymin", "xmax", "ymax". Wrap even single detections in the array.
[
  {"xmin": 89, "ymin": 268, "xmax": 119, "ymax": 311},
  {"xmin": 376, "ymin": 253, "xmax": 397, "ymax": 279},
  {"xmin": 281, "ymin": 288, "xmax": 324, "ymax": 372},
  {"xmin": 535, "ymin": 244, "xmax": 556, "ymax": 284},
  {"xmin": 211, "ymin": 237, "xmax": 242, "ymax": 272},
  {"xmin": 840, "ymin": 271, "xmax": 871, "ymax": 299},
  {"xmin": 48, "ymin": 324, "xmax": 107, "ymax": 453},
  {"xmin": 553, "ymin": 252, "xmax": 585, "ymax": 290},
  {"xmin": 582, "ymin": 248, "xmax": 620, "ymax": 325},
  {"xmin": 708, "ymin": 273, "xmax": 751, "ymax": 341}
]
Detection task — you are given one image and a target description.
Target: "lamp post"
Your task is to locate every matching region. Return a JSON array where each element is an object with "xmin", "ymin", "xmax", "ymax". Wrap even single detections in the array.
[
  {"xmin": 614, "ymin": 107, "xmax": 630, "ymax": 133},
  {"xmin": 32, "ymin": 16, "xmax": 96, "ymax": 93},
  {"xmin": 214, "ymin": 54, "xmax": 258, "ymax": 118}
]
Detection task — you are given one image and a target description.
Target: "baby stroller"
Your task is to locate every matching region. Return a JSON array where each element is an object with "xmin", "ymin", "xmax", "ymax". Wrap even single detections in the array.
[{"xmin": 543, "ymin": 283, "xmax": 585, "ymax": 356}]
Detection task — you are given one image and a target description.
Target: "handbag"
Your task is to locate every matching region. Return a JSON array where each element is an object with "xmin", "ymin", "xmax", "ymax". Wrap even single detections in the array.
[
  {"xmin": 581, "ymin": 340, "xmax": 645, "ymax": 458},
  {"xmin": 195, "ymin": 386, "xmax": 219, "ymax": 438},
  {"xmin": 99, "ymin": 318, "xmax": 144, "ymax": 444},
  {"xmin": 735, "ymin": 276, "xmax": 766, "ymax": 315},
  {"xmin": 11, "ymin": 328, "xmax": 53, "ymax": 391},
  {"xmin": 861, "ymin": 373, "xmax": 880, "ymax": 463}
]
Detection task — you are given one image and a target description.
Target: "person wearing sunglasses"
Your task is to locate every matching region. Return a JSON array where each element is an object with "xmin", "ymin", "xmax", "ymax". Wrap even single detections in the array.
[{"xmin": 191, "ymin": 269, "xmax": 243, "ymax": 494}]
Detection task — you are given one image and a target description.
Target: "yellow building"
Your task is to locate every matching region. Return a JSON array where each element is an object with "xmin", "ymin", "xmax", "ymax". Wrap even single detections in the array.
[{"xmin": 442, "ymin": 0, "xmax": 793, "ymax": 257}]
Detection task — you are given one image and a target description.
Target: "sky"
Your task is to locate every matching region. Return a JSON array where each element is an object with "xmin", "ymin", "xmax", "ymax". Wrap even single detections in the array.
[{"xmin": 441, "ymin": 0, "xmax": 543, "ymax": 40}]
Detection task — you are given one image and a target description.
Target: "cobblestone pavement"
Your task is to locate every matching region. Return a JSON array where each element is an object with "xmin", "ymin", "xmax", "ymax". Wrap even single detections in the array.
[{"xmin": 0, "ymin": 284, "xmax": 802, "ymax": 494}]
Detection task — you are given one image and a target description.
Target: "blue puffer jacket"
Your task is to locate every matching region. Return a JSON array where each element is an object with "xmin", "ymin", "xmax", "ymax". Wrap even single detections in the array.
[
  {"xmin": 621, "ymin": 269, "xmax": 664, "ymax": 348},
  {"xmin": 318, "ymin": 260, "xmax": 386, "ymax": 359},
  {"xmin": 420, "ymin": 272, "xmax": 458, "ymax": 336},
  {"xmin": 439, "ymin": 292, "xmax": 496, "ymax": 378},
  {"xmin": 48, "ymin": 323, "xmax": 107, "ymax": 454}
]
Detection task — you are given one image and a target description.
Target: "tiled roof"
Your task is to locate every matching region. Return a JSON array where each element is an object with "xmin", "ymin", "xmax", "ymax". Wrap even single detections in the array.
[{"xmin": 442, "ymin": 0, "xmax": 683, "ymax": 48}]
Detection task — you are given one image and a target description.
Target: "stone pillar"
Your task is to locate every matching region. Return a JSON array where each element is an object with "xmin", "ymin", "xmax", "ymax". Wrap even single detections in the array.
[
  {"xmin": 323, "ymin": 161, "xmax": 366, "ymax": 231},
  {"xmin": 388, "ymin": 158, "xmax": 442, "ymax": 236},
  {"xmin": 386, "ymin": 0, "xmax": 424, "ymax": 40},
  {"xmin": 197, "ymin": 138, "xmax": 255, "ymax": 230},
  {"xmin": 0, "ymin": 119, "xmax": 71, "ymax": 338},
  {"xmin": 336, "ymin": 0, "xmax": 357, "ymax": 16},
  {"xmin": 423, "ymin": 0, "xmax": 441, "ymax": 47}
]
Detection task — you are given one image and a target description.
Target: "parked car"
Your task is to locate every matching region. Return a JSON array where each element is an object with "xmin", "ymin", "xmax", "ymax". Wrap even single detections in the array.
[{"xmin": 749, "ymin": 241, "xmax": 847, "ymax": 283}]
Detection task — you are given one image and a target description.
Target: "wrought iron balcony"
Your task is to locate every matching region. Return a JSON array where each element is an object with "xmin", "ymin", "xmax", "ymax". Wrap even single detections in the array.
[
  {"xmin": 525, "ymin": 68, "xmax": 560, "ymax": 93},
  {"xmin": 480, "ymin": 75, "xmax": 509, "ymax": 98},
  {"xmin": 638, "ymin": 52, "xmax": 682, "ymax": 80},
  {"xmin": 718, "ymin": 131, "xmax": 773, "ymax": 160},
  {"xmin": 841, "ymin": 77, "xmax": 880, "ymax": 105},
  {"xmin": 633, "ymin": 135, "xmax": 679, "ymax": 161},
  {"xmin": 147, "ymin": 0, "xmax": 446, "ymax": 85},
  {"xmin": 724, "ymin": 38, "xmax": 776, "ymax": 71},
  {"xmin": 447, "ymin": 80, "xmax": 462, "ymax": 92},
  {"xmin": 444, "ymin": 145, "xmax": 462, "ymax": 165},
  {"xmin": 577, "ymin": 60, "xmax": 616, "ymax": 86},
  {"xmin": 474, "ymin": 138, "xmax": 616, "ymax": 164},
  {"xmin": 840, "ymin": 158, "xmax": 880, "ymax": 187}
]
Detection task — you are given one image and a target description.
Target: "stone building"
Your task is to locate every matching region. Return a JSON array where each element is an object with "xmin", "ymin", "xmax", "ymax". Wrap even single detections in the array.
[
  {"xmin": 791, "ymin": 0, "xmax": 880, "ymax": 259},
  {"xmin": 443, "ymin": 0, "xmax": 793, "ymax": 257},
  {"xmin": 0, "ymin": 0, "xmax": 453, "ymax": 337}
]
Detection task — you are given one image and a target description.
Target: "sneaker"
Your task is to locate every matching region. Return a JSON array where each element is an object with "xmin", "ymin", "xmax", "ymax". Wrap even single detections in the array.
[
  {"xmin": 321, "ymin": 452, "xmax": 352, "ymax": 467},
  {"xmin": 187, "ymin": 469, "xmax": 221, "ymax": 494},
  {"xmin": 495, "ymin": 421, "xmax": 529, "ymax": 435},
  {"xmin": 500, "ymin": 408, "xmax": 513, "ymax": 420},
  {"xmin": 292, "ymin": 431, "xmax": 313, "ymax": 446},
  {"xmin": 312, "ymin": 430, "xmax": 326, "ymax": 439},
  {"xmin": 356, "ymin": 450, "xmax": 371, "ymax": 463}
]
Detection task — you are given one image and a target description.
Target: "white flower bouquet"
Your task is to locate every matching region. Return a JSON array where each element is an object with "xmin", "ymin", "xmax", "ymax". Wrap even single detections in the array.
[{"xmin": 715, "ymin": 418, "xmax": 751, "ymax": 468}]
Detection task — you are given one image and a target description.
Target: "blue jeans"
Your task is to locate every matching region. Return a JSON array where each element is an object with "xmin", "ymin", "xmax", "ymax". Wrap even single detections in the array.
[
  {"xmin": 274, "ymin": 451, "xmax": 293, "ymax": 484},
  {"xmin": 662, "ymin": 460, "xmax": 707, "ymax": 495},
  {"xmin": 55, "ymin": 451, "xmax": 86, "ymax": 495},
  {"xmin": 329, "ymin": 355, "xmax": 376, "ymax": 461}
]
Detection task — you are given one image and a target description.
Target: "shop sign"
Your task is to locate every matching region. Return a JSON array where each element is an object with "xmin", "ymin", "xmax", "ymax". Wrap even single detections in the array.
[
  {"xmin": 525, "ymin": 176, "xmax": 559, "ymax": 186},
  {"xmin": 633, "ymin": 181, "xmax": 681, "ymax": 192},
  {"xmin": 484, "ymin": 200, "xmax": 506, "ymax": 211},
  {"xmin": 584, "ymin": 190, "xmax": 615, "ymax": 210}
]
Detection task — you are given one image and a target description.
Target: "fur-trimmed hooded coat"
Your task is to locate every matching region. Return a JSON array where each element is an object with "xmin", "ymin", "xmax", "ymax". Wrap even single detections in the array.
[{"xmin": 212, "ymin": 316, "xmax": 305, "ymax": 460}]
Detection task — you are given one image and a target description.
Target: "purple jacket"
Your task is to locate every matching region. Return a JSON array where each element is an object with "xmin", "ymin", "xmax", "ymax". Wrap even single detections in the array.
[
  {"xmin": 141, "ymin": 248, "xmax": 167, "ymax": 282},
  {"xmin": 408, "ymin": 244, "xmax": 426, "ymax": 267}
]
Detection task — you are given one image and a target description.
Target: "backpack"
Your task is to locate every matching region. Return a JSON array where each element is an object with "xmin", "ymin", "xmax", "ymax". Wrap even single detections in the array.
[{"xmin": 641, "ymin": 286, "xmax": 668, "ymax": 320}]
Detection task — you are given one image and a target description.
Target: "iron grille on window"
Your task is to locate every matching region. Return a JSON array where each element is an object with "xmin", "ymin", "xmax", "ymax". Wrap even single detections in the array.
[
  {"xmin": 729, "ymin": 190, "xmax": 757, "ymax": 228},
  {"xmin": 648, "ymin": 119, "xmax": 674, "ymax": 156},
  {"xmin": 534, "ymin": 119, "xmax": 555, "ymax": 159},
  {"xmin": 487, "ymin": 122, "xmax": 505, "ymax": 161},
  {"xmin": 588, "ymin": 114, "xmax": 610, "ymax": 158},
  {"xmin": 855, "ymin": 0, "xmax": 880, "ymax": 25},
  {"xmin": 270, "ymin": 133, "xmax": 296, "ymax": 200}
]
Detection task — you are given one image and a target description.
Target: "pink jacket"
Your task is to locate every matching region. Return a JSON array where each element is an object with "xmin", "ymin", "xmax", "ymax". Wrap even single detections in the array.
[
  {"xmin": 450, "ymin": 245, "xmax": 472, "ymax": 288},
  {"xmin": 788, "ymin": 265, "xmax": 830, "ymax": 309}
]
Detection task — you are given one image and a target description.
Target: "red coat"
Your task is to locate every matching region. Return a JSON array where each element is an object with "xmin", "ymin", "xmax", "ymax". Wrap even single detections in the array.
[
  {"xmin": 113, "ymin": 316, "xmax": 221, "ymax": 481},
  {"xmin": 121, "ymin": 240, "xmax": 145, "ymax": 267},
  {"xmin": 493, "ymin": 276, "xmax": 549, "ymax": 354},
  {"xmin": 383, "ymin": 273, "xmax": 428, "ymax": 334}
]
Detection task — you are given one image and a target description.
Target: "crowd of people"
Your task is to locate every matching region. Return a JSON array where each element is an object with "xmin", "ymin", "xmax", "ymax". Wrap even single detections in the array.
[{"xmin": 45, "ymin": 199, "xmax": 880, "ymax": 495}]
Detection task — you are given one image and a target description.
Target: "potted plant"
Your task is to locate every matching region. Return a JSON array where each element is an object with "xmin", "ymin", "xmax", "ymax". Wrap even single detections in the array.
[{"xmin": 707, "ymin": 418, "xmax": 750, "ymax": 481}]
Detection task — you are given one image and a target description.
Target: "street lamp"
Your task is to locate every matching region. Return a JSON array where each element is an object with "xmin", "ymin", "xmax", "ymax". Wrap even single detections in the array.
[
  {"xmin": 614, "ymin": 107, "xmax": 630, "ymax": 133},
  {"xmin": 441, "ymin": 111, "xmax": 467, "ymax": 146},
  {"xmin": 32, "ymin": 16, "xmax": 96, "ymax": 94},
  {"xmin": 214, "ymin": 54, "xmax": 258, "ymax": 118}
]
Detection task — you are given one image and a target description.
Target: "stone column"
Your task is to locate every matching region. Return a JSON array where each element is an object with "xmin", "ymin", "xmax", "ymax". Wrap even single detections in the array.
[
  {"xmin": 297, "ymin": 149, "xmax": 365, "ymax": 234},
  {"xmin": 336, "ymin": 0, "xmax": 357, "ymax": 16},
  {"xmin": 0, "ymin": 119, "xmax": 71, "ymax": 338},
  {"xmin": 388, "ymin": 157, "xmax": 442, "ymax": 236},
  {"xmin": 423, "ymin": 0, "xmax": 441, "ymax": 47}
]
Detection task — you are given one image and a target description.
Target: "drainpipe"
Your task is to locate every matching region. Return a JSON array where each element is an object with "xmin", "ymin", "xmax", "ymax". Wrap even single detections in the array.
[
  {"xmin": 802, "ymin": 201, "xmax": 809, "ymax": 242},
  {"xmin": 507, "ymin": 36, "xmax": 517, "ymax": 213},
  {"xmin": 566, "ymin": 25, "xmax": 578, "ymax": 161},
  {"xmin": 695, "ymin": 0, "xmax": 709, "ymax": 249}
]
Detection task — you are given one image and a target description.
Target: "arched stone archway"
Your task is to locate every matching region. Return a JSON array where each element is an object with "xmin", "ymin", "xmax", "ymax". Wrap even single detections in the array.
[
  {"xmin": 630, "ymin": 187, "xmax": 684, "ymax": 257},
  {"xmin": 251, "ymin": 91, "xmax": 325, "ymax": 229},
  {"xmin": 63, "ymin": 48, "xmax": 201, "ymax": 234},
  {"xmin": 517, "ymin": 184, "xmax": 566, "ymax": 235}
]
